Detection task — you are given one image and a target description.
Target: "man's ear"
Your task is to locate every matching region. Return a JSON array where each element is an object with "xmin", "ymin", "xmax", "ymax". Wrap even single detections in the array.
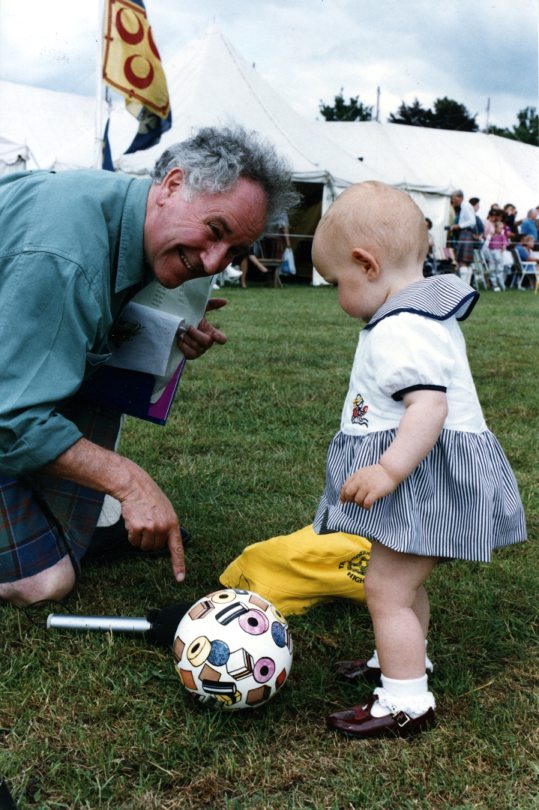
[
  {"xmin": 156, "ymin": 168, "xmax": 184, "ymax": 204},
  {"xmin": 351, "ymin": 247, "xmax": 380, "ymax": 279}
]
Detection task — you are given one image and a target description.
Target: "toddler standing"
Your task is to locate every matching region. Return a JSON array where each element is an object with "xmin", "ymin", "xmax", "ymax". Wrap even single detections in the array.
[
  {"xmin": 312, "ymin": 182, "xmax": 527, "ymax": 739},
  {"xmin": 486, "ymin": 220, "xmax": 509, "ymax": 290}
]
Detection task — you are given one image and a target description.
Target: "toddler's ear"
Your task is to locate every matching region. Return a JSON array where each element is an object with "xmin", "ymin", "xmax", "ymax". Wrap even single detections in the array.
[{"xmin": 352, "ymin": 248, "xmax": 380, "ymax": 279}]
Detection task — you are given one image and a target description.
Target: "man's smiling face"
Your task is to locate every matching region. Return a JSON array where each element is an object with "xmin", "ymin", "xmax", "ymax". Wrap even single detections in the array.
[{"xmin": 144, "ymin": 169, "xmax": 268, "ymax": 288}]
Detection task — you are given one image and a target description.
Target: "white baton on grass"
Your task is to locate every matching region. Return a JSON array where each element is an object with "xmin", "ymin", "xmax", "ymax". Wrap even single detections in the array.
[{"xmin": 46, "ymin": 614, "xmax": 152, "ymax": 634}]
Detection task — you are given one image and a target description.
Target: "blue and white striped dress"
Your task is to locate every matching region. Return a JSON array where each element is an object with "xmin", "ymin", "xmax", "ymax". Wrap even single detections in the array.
[{"xmin": 313, "ymin": 275, "xmax": 527, "ymax": 561}]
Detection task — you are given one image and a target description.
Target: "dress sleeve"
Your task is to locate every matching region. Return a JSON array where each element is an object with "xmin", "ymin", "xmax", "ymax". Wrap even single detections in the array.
[
  {"xmin": 371, "ymin": 313, "xmax": 454, "ymax": 402},
  {"xmin": 0, "ymin": 251, "xmax": 104, "ymax": 475}
]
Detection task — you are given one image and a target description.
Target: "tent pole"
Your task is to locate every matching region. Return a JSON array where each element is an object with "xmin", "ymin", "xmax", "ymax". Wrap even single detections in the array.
[{"xmin": 94, "ymin": 0, "xmax": 105, "ymax": 168}]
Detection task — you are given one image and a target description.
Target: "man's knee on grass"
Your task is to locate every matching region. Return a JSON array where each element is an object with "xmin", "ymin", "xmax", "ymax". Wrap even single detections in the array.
[{"xmin": 0, "ymin": 555, "xmax": 76, "ymax": 607}]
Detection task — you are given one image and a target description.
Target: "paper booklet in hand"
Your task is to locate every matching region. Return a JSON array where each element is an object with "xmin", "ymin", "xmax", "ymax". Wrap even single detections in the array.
[{"xmin": 78, "ymin": 276, "xmax": 214, "ymax": 425}]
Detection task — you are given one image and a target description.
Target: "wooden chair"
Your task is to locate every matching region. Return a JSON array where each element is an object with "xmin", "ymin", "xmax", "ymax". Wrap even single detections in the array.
[{"xmin": 257, "ymin": 235, "xmax": 286, "ymax": 288}]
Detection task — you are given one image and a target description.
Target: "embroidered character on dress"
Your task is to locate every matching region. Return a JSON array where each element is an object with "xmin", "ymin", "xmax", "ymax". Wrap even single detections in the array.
[{"xmin": 351, "ymin": 393, "xmax": 369, "ymax": 426}]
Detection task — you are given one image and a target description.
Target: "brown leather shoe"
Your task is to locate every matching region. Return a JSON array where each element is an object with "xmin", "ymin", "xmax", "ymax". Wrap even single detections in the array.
[
  {"xmin": 335, "ymin": 659, "xmax": 381, "ymax": 685},
  {"xmin": 327, "ymin": 697, "xmax": 435, "ymax": 739},
  {"xmin": 336, "ymin": 659, "xmax": 434, "ymax": 685}
]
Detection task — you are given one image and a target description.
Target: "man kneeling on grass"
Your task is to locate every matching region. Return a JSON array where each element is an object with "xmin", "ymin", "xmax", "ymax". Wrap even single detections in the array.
[{"xmin": 0, "ymin": 126, "xmax": 298, "ymax": 607}]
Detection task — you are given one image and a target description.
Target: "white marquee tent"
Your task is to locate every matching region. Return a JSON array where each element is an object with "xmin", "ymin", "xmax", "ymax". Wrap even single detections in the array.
[
  {"xmin": 320, "ymin": 121, "xmax": 538, "ymax": 249},
  {"xmin": 0, "ymin": 136, "xmax": 31, "ymax": 175},
  {"xmin": 0, "ymin": 80, "xmax": 101, "ymax": 170},
  {"xmin": 1, "ymin": 26, "xmax": 536, "ymax": 278},
  {"xmin": 0, "ymin": 27, "xmax": 385, "ymax": 281},
  {"xmin": 0, "ymin": 27, "xmax": 379, "ymax": 190},
  {"xmin": 104, "ymin": 25, "xmax": 386, "ymax": 281},
  {"xmin": 109, "ymin": 26, "xmax": 379, "ymax": 189}
]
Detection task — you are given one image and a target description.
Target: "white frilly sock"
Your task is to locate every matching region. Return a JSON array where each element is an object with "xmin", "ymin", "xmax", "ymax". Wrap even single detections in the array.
[
  {"xmin": 366, "ymin": 640, "xmax": 434, "ymax": 673},
  {"xmin": 370, "ymin": 674, "xmax": 436, "ymax": 718}
]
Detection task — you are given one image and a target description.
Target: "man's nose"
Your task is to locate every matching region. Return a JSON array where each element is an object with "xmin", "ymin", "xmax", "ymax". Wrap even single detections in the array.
[{"xmin": 201, "ymin": 243, "xmax": 230, "ymax": 274}]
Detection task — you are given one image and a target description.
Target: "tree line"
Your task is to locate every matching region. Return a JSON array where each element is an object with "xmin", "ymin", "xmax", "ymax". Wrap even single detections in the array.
[{"xmin": 318, "ymin": 90, "xmax": 539, "ymax": 147}]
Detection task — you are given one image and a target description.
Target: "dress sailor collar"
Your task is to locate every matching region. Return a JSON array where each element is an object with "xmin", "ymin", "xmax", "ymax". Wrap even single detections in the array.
[{"xmin": 365, "ymin": 275, "xmax": 479, "ymax": 331}]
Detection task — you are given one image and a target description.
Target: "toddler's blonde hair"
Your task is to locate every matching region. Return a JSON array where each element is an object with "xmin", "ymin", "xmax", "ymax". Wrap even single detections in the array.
[{"xmin": 318, "ymin": 181, "xmax": 429, "ymax": 267}]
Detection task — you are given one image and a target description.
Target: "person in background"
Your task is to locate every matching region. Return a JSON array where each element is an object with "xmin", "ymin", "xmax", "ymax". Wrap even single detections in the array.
[
  {"xmin": 422, "ymin": 218, "xmax": 436, "ymax": 276},
  {"xmin": 239, "ymin": 242, "xmax": 270, "ymax": 288},
  {"xmin": 481, "ymin": 207, "xmax": 501, "ymax": 268},
  {"xmin": 508, "ymin": 234, "xmax": 539, "ymax": 289},
  {"xmin": 485, "ymin": 220, "xmax": 509, "ymax": 291},
  {"xmin": 502, "ymin": 204, "xmax": 519, "ymax": 241},
  {"xmin": 448, "ymin": 190, "xmax": 477, "ymax": 284},
  {"xmin": 515, "ymin": 234, "xmax": 538, "ymax": 263},
  {"xmin": 469, "ymin": 197, "xmax": 484, "ymax": 250},
  {"xmin": 519, "ymin": 209, "xmax": 538, "ymax": 244}
]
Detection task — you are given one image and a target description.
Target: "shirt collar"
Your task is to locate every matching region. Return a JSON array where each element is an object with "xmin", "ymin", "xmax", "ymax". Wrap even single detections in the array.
[
  {"xmin": 115, "ymin": 177, "xmax": 152, "ymax": 293},
  {"xmin": 365, "ymin": 275, "xmax": 479, "ymax": 331}
]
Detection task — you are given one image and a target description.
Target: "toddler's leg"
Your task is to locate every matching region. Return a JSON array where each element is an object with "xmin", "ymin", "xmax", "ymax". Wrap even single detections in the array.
[
  {"xmin": 412, "ymin": 583, "xmax": 430, "ymax": 637},
  {"xmin": 489, "ymin": 251, "xmax": 499, "ymax": 289},
  {"xmin": 337, "ymin": 579, "xmax": 432, "ymax": 683},
  {"xmin": 328, "ymin": 542, "xmax": 438, "ymax": 738},
  {"xmin": 496, "ymin": 256, "xmax": 506, "ymax": 290},
  {"xmin": 365, "ymin": 542, "xmax": 437, "ymax": 679},
  {"xmin": 494, "ymin": 253, "xmax": 505, "ymax": 290}
]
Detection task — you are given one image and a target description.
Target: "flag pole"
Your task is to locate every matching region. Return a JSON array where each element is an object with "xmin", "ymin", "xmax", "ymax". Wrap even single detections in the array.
[{"xmin": 94, "ymin": 0, "xmax": 105, "ymax": 168}]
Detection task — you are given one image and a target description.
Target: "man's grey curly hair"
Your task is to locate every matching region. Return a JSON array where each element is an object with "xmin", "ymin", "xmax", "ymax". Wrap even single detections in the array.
[{"xmin": 151, "ymin": 126, "xmax": 300, "ymax": 226}]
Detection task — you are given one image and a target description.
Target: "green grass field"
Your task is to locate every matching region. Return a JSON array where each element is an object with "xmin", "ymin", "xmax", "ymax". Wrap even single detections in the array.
[{"xmin": 1, "ymin": 285, "xmax": 537, "ymax": 809}]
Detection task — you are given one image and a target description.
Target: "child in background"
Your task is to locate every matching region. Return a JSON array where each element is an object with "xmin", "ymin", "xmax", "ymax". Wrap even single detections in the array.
[
  {"xmin": 509, "ymin": 233, "xmax": 539, "ymax": 289},
  {"xmin": 515, "ymin": 233, "xmax": 538, "ymax": 264},
  {"xmin": 486, "ymin": 220, "xmax": 509, "ymax": 290},
  {"xmin": 311, "ymin": 182, "xmax": 526, "ymax": 739}
]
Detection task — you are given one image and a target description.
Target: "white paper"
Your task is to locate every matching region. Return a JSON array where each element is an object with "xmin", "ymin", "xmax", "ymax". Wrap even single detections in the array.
[
  {"xmin": 106, "ymin": 276, "xmax": 214, "ymax": 402},
  {"xmin": 106, "ymin": 301, "xmax": 181, "ymax": 376}
]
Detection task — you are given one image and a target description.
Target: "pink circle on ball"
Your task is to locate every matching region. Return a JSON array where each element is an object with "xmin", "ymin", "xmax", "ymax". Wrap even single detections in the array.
[
  {"xmin": 254, "ymin": 657, "xmax": 275, "ymax": 683},
  {"xmin": 238, "ymin": 609, "xmax": 269, "ymax": 635}
]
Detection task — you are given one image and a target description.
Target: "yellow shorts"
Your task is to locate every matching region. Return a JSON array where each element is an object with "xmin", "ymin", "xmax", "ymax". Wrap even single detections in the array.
[{"xmin": 220, "ymin": 524, "xmax": 371, "ymax": 616}]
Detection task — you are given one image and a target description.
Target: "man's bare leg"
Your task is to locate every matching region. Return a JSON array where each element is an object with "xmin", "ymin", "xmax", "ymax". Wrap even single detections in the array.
[{"xmin": 0, "ymin": 555, "xmax": 76, "ymax": 607}]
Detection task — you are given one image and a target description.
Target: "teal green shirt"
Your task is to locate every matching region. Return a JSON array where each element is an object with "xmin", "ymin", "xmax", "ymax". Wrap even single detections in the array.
[{"xmin": 0, "ymin": 169, "xmax": 152, "ymax": 476}]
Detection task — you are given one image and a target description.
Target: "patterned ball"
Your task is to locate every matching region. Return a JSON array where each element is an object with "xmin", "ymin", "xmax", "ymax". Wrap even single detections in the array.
[{"xmin": 173, "ymin": 588, "xmax": 293, "ymax": 710}]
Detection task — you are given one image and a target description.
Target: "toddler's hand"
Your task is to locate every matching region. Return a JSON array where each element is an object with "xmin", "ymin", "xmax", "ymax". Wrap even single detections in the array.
[{"xmin": 339, "ymin": 464, "xmax": 398, "ymax": 510}]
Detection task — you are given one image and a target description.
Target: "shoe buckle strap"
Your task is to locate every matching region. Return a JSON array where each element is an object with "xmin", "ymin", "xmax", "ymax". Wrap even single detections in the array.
[{"xmin": 393, "ymin": 710, "xmax": 412, "ymax": 728}]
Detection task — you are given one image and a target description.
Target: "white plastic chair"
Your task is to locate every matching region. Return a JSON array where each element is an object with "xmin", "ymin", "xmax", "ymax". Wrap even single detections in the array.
[
  {"xmin": 509, "ymin": 249, "xmax": 538, "ymax": 290},
  {"xmin": 472, "ymin": 250, "xmax": 489, "ymax": 290}
]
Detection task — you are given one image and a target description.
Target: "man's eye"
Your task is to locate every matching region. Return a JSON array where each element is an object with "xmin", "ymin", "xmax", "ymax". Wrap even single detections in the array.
[{"xmin": 210, "ymin": 224, "xmax": 222, "ymax": 240}]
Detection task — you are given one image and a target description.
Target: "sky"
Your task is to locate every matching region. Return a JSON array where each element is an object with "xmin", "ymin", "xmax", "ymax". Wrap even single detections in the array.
[{"xmin": 0, "ymin": 0, "xmax": 537, "ymax": 131}]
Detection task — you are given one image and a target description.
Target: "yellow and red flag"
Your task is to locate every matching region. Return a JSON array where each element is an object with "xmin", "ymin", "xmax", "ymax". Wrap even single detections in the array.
[{"xmin": 102, "ymin": 0, "xmax": 172, "ymax": 153}]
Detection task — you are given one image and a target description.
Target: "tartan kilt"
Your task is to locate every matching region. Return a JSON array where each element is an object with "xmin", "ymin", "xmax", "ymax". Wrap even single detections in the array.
[
  {"xmin": 0, "ymin": 402, "xmax": 122, "ymax": 583},
  {"xmin": 455, "ymin": 228, "xmax": 476, "ymax": 265}
]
